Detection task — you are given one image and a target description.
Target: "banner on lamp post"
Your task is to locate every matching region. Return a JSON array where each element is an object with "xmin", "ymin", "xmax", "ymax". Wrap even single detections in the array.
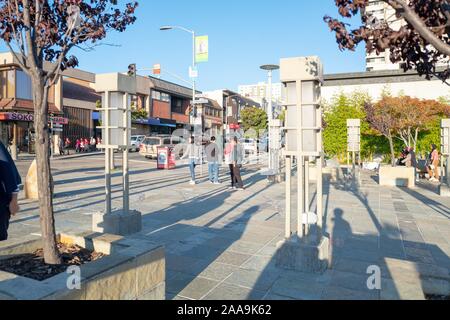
[{"xmin": 195, "ymin": 35, "xmax": 209, "ymax": 63}]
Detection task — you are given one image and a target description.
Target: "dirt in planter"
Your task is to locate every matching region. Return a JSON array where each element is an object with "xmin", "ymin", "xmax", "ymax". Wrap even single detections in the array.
[{"xmin": 0, "ymin": 243, "xmax": 105, "ymax": 281}]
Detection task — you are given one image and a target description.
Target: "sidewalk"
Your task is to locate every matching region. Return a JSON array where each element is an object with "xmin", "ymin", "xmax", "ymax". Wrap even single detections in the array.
[{"xmin": 3, "ymin": 156, "xmax": 449, "ymax": 300}]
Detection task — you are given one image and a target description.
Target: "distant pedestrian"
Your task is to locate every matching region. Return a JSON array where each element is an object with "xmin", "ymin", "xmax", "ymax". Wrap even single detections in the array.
[
  {"xmin": 90, "ymin": 136, "xmax": 96, "ymax": 152},
  {"xmin": 64, "ymin": 137, "xmax": 71, "ymax": 155},
  {"xmin": 83, "ymin": 138, "xmax": 90, "ymax": 152},
  {"xmin": 0, "ymin": 140, "xmax": 21, "ymax": 241},
  {"xmin": 206, "ymin": 136, "xmax": 220, "ymax": 184},
  {"xmin": 427, "ymin": 144, "xmax": 440, "ymax": 182},
  {"xmin": 231, "ymin": 136, "xmax": 244, "ymax": 190},
  {"xmin": 58, "ymin": 137, "xmax": 64, "ymax": 156},
  {"xmin": 224, "ymin": 137, "xmax": 235, "ymax": 189},
  {"xmin": 181, "ymin": 136, "xmax": 202, "ymax": 185},
  {"xmin": 75, "ymin": 139, "xmax": 81, "ymax": 153}
]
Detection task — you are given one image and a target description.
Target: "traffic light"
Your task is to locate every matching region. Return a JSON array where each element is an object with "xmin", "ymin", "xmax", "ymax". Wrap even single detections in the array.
[{"xmin": 128, "ymin": 63, "xmax": 137, "ymax": 77}]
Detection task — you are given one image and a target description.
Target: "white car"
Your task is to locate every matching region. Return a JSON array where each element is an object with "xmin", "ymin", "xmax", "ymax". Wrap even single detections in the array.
[
  {"xmin": 243, "ymin": 138, "xmax": 258, "ymax": 154},
  {"xmin": 130, "ymin": 135, "xmax": 145, "ymax": 152}
]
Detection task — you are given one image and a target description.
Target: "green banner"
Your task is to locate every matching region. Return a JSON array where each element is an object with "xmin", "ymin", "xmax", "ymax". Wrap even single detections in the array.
[{"xmin": 195, "ymin": 35, "xmax": 209, "ymax": 63}]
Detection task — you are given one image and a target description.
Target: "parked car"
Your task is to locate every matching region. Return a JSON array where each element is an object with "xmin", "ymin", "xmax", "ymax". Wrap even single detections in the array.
[
  {"xmin": 139, "ymin": 135, "xmax": 183, "ymax": 159},
  {"xmin": 243, "ymin": 138, "xmax": 258, "ymax": 154},
  {"xmin": 130, "ymin": 135, "xmax": 146, "ymax": 152}
]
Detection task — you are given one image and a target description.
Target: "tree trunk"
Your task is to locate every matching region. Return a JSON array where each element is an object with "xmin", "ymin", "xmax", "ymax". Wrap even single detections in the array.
[
  {"xmin": 32, "ymin": 76, "xmax": 61, "ymax": 265},
  {"xmin": 414, "ymin": 128, "xmax": 419, "ymax": 152},
  {"xmin": 408, "ymin": 127, "xmax": 411, "ymax": 147},
  {"xmin": 388, "ymin": 131, "xmax": 396, "ymax": 167}
]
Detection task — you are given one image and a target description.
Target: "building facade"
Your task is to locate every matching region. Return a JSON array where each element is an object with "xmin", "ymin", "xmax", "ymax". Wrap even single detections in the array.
[
  {"xmin": 238, "ymin": 82, "xmax": 283, "ymax": 117},
  {"xmin": 363, "ymin": 0, "xmax": 403, "ymax": 71},
  {"xmin": 0, "ymin": 52, "xmax": 99, "ymax": 155},
  {"xmin": 322, "ymin": 68, "xmax": 450, "ymax": 102},
  {"xmin": 203, "ymin": 89, "xmax": 261, "ymax": 139}
]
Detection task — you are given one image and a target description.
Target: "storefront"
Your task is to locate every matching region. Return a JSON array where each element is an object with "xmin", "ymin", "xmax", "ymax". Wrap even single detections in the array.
[
  {"xmin": 0, "ymin": 111, "xmax": 68, "ymax": 154},
  {"xmin": 131, "ymin": 117, "xmax": 177, "ymax": 136}
]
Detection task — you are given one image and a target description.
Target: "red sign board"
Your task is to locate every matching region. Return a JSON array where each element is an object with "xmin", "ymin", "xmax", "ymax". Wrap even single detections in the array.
[{"xmin": 157, "ymin": 146, "xmax": 176, "ymax": 170}]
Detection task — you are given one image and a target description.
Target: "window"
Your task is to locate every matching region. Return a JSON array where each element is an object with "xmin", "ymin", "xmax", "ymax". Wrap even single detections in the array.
[
  {"xmin": 161, "ymin": 93, "xmax": 170, "ymax": 102},
  {"xmin": 163, "ymin": 138, "xmax": 171, "ymax": 145},
  {"xmin": 171, "ymin": 97, "xmax": 184, "ymax": 113},
  {"xmin": 0, "ymin": 70, "xmax": 15, "ymax": 99},
  {"xmin": 152, "ymin": 90, "xmax": 170, "ymax": 103},
  {"xmin": 152, "ymin": 90, "xmax": 161, "ymax": 100},
  {"xmin": 16, "ymin": 70, "xmax": 32, "ymax": 100}
]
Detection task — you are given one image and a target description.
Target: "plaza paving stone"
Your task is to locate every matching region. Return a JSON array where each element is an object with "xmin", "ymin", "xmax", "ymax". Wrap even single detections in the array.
[{"xmin": 4, "ymin": 154, "xmax": 450, "ymax": 300}]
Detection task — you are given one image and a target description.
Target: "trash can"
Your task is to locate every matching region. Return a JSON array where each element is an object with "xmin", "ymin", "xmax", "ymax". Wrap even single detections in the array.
[{"xmin": 157, "ymin": 146, "xmax": 176, "ymax": 170}]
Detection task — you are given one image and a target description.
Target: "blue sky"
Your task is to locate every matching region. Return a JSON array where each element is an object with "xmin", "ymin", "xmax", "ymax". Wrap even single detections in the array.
[{"xmin": 2, "ymin": 1, "xmax": 366, "ymax": 91}]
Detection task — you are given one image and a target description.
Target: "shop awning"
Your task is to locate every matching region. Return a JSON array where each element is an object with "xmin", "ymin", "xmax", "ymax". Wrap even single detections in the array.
[{"xmin": 131, "ymin": 117, "xmax": 176, "ymax": 127}]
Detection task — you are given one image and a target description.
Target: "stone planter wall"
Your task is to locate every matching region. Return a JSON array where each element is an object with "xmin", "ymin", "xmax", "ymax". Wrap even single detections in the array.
[
  {"xmin": 0, "ymin": 233, "xmax": 165, "ymax": 300},
  {"xmin": 379, "ymin": 166, "xmax": 416, "ymax": 188}
]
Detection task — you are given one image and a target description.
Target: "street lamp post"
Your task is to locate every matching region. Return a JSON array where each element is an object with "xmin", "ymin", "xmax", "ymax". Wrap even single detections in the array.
[
  {"xmin": 260, "ymin": 64, "xmax": 280, "ymax": 175},
  {"xmin": 160, "ymin": 26, "xmax": 199, "ymax": 134}
]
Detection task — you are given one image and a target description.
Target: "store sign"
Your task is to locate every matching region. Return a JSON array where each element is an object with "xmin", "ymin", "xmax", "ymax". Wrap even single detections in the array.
[
  {"xmin": 0, "ymin": 112, "xmax": 68, "ymax": 124},
  {"xmin": 50, "ymin": 116, "xmax": 69, "ymax": 125},
  {"xmin": 1, "ymin": 112, "xmax": 35, "ymax": 122}
]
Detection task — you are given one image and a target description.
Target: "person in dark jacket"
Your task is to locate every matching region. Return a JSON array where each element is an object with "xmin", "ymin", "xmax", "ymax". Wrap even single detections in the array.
[
  {"xmin": 0, "ymin": 140, "xmax": 21, "ymax": 241},
  {"xmin": 231, "ymin": 136, "xmax": 244, "ymax": 190}
]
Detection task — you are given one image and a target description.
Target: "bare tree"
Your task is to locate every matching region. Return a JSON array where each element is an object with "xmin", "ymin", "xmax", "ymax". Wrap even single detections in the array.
[{"xmin": 0, "ymin": 0, "xmax": 138, "ymax": 264}]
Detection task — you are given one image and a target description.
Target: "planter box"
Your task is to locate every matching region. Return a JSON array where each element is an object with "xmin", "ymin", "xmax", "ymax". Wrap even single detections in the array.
[
  {"xmin": 0, "ymin": 233, "xmax": 165, "ymax": 300},
  {"xmin": 379, "ymin": 166, "xmax": 416, "ymax": 188}
]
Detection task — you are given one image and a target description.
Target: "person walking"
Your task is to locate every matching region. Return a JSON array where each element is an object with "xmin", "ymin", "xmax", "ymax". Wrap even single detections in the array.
[
  {"xmin": 181, "ymin": 136, "xmax": 201, "ymax": 185},
  {"xmin": 59, "ymin": 136, "xmax": 65, "ymax": 156},
  {"xmin": 83, "ymin": 138, "xmax": 90, "ymax": 153},
  {"xmin": 90, "ymin": 136, "xmax": 96, "ymax": 152},
  {"xmin": 206, "ymin": 136, "xmax": 220, "ymax": 184},
  {"xmin": 75, "ymin": 138, "xmax": 81, "ymax": 153},
  {"xmin": 224, "ymin": 137, "xmax": 235, "ymax": 189},
  {"xmin": 0, "ymin": 140, "xmax": 21, "ymax": 241},
  {"xmin": 64, "ymin": 137, "xmax": 71, "ymax": 155},
  {"xmin": 427, "ymin": 144, "xmax": 440, "ymax": 182},
  {"xmin": 231, "ymin": 136, "xmax": 244, "ymax": 190}
]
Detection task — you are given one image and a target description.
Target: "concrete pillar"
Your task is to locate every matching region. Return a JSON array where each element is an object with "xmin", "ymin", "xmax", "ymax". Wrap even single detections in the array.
[{"xmin": 11, "ymin": 122, "xmax": 18, "ymax": 160}]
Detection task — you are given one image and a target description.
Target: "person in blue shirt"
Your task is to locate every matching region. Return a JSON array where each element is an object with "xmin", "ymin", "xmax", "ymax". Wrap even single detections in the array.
[{"xmin": 0, "ymin": 140, "xmax": 21, "ymax": 241}]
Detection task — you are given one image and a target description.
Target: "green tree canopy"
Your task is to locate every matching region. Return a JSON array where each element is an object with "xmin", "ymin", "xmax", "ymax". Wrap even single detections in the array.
[{"xmin": 240, "ymin": 107, "xmax": 268, "ymax": 138}]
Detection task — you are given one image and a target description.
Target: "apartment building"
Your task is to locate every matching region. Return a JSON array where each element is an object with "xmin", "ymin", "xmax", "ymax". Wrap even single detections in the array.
[{"xmin": 363, "ymin": 0, "xmax": 404, "ymax": 71}]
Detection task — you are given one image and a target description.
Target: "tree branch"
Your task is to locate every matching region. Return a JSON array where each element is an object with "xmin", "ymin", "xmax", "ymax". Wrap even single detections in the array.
[{"xmin": 385, "ymin": 0, "xmax": 450, "ymax": 56}]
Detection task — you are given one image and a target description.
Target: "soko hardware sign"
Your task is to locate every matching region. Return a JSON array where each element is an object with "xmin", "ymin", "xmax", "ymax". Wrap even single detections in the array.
[{"xmin": 0, "ymin": 112, "xmax": 68, "ymax": 124}]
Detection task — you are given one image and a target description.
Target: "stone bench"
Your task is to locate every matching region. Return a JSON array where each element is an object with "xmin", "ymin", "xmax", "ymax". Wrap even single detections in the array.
[{"xmin": 379, "ymin": 166, "xmax": 416, "ymax": 188}]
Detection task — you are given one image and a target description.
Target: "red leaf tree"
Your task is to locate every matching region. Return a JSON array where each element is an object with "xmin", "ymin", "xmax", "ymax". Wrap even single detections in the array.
[
  {"xmin": 0, "ymin": 0, "xmax": 138, "ymax": 264},
  {"xmin": 324, "ymin": 0, "xmax": 450, "ymax": 82}
]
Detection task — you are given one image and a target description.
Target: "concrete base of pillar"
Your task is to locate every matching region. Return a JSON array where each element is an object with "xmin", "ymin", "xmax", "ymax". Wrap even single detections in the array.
[
  {"xmin": 92, "ymin": 210, "xmax": 142, "ymax": 236},
  {"xmin": 275, "ymin": 236, "xmax": 330, "ymax": 274},
  {"xmin": 267, "ymin": 174, "xmax": 284, "ymax": 183},
  {"xmin": 439, "ymin": 183, "xmax": 450, "ymax": 197}
]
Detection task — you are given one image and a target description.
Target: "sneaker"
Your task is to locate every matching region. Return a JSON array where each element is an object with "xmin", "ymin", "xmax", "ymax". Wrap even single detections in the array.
[
  {"xmin": 189, "ymin": 180, "xmax": 196, "ymax": 185},
  {"xmin": 237, "ymin": 187, "xmax": 245, "ymax": 191},
  {"xmin": 213, "ymin": 181, "xmax": 221, "ymax": 185}
]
